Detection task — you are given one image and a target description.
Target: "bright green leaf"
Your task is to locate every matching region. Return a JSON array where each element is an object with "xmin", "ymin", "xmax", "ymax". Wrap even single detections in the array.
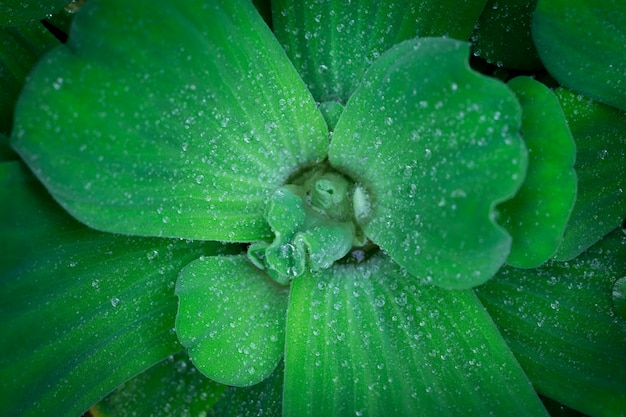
[
  {"xmin": 283, "ymin": 254, "xmax": 549, "ymax": 416},
  {"xmin": 476, "ymin": 229, "xmax": 626, "ymax": 417},
  {"xmin": 499, "ymin": 76, "xmax": 576, "ymax": 268},
  {"xmin": 0, "ymin": 161, "xmax": 229, "ymax": 417},
  {"xmin": 91, "ymin": 352, "xmax": 226, "ymax": 417},
  {"xmin": 208, "ymin": 360, "xmax": 284, "ymax": 417},
  {"xmin": 533, "ymin": 0, "xmax": 626, "ymax": 112},
  {"xmin": 553, "ymin": 88, "xmax": 626, "ymax": 260},
  {"xmin": 471, "ymin": 0, "xmax": 542, "ymax": 70},
  {"xmin": 330, "ymin": 37, "xmax": 526, "ymax": 289},
  {"xmin": 175, "ymin": 255, "xmax": 289, "ymax": 387},
  {"xmin": 0, "ymin": 0, "xmax": 68, "ymax": 25},
  {"xmin": 11, "ymin": 0, "xmax": 328, "ymax": 242},
  {"xmin": 272, "ymin": 0, "xmax": 487, "ymax": 103}
]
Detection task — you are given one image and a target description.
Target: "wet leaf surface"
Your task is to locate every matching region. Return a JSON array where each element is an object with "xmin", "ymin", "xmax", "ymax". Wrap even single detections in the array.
[
  {"xmin": 272, "ymin": 0, "xmax": 486, "ymax": 103},
  {"xmin": 533, "ymin": 0, "xmax": 626, "ymax": 112},
  {"xmin": 284, "ymin": 254, "xmax": 549, "ymax": 416},
  {"xmin": 553, "ymin": 88, "xmax": 626, "ymax": 260},
  {"xmin": 11, "ymin": 0, "xmax": 327, "ymax": 242},
  {"xmin": 330, "ymin": 37, "xmax": 526, "ymax": 289},
  {"xmin": 499, "ymin": 76, "xmax": 576, "ymax": 268},
  {"xmin": 0, "ymin": 161, "xmax": 229, "ymax": 417},
  {"xmin": 175, "ymin": 255, "xmax": 289, "ymax": 387},
  {"xmin": 476, "ymin": 229, "xmax": 626, "ymax": 416}
]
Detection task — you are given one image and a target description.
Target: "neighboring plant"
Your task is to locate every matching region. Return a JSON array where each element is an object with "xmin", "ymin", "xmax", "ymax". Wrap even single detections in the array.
[{"xmin": 1, "ymin": 0, "xmax": 625, "ymax": 416}]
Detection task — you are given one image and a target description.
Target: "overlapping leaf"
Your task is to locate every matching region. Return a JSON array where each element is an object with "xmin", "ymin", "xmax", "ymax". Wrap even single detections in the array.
[
  {"xmin": 0, "ymin": 0, "xmax": 68, "ymax": 26},
  {"xmin": 553, "ymin": 88, "xmax": 626, "ymax": 260},
  {"xmin": 0, "ymin": 21, "xmax": 59, "ymax": 137},
  {"xmin": 284, "ymin": 254, "xmax": 549, "ymax": 416},
  {"xmin": 533, "ymin": 0, "xmax": 626, "ymax": 112},
  {"xmin": 175, "ymin": 255, "xmax": 289, "ymax": 387},
  {"xmin": 91, "ymin": 352, "xmax": 226, "ymax": 417},
  {"xmin": 11, "ymin": 0, "xmax": 328, "ymax": 242},
  {"xmin": 0, "ymin": 161, "xmax": 230, "ymax": 417},
  {"xmin": 499, "ymin": 77, "xmax": 576, "ymax": 268},
  {"xmin": 471, "ymin": 0, "xmax": 542, "ymax": 70},
  {"xmin": 330, "ymin": 37, "xmax": 526, "ymax": 289},
  {"xmin": 476, "ymin": 229, "xmax": 626, "ymax": 416},
  {"xmin": 272, "ymin": 0, "xmax": 487, "ymax": 104},
  {"xmin": 208, "ymin": 361, "xmax": 284, "ymax": 417}
]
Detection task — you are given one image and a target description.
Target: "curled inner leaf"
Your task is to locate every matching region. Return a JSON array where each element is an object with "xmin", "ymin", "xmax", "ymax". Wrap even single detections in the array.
[{"xmin": 248, "ymin": 165, "xmax": 370, "ymax": 284}]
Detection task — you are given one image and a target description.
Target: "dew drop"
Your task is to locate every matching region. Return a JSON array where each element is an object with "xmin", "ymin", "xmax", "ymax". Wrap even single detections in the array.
[
  {"xmin": 611, "ymin": 276, "xmax": 626, "ymax": 321},
  {"xmin": 110, "ymin": 297, "xmax": 120, "ymax": 307}
]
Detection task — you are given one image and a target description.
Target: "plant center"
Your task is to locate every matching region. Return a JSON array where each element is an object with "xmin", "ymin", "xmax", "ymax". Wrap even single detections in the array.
[{"xmin": 248, "ymin": 164, "xmax": 372, "ymax": 284}]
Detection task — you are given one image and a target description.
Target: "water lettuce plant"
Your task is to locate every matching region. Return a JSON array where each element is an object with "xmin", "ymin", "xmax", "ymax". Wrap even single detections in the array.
[{"xmin": 1, "ymin": 0, "xmax": 625, "ymax": 416}]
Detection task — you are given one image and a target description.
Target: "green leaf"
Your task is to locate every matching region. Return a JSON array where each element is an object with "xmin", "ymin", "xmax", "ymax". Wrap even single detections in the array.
[
  {"xmin": 11, "ymin": 0, "xmax": 328, "ymax": 242},
  {"xmin": 283, "ymin": 254, "xmax": 549, "ymax": 416},
  {"xmin": 553, "ymin": 88, "xmax": 626, "ymax": 260},
  {"xmin": 476, "ymin": 229, "xmax": 626, "ymax": 417},
  {"xmin": 0, "ymin": 132, "xmax": 17, "ymax": 161},
  {"xmin": 0, "ymin": 0, "xmax": 68, "ymax": 25},
  {"xmin": 471, "ymin": 0, "xmax": 542, "ymax": 70},
  {"xmin": 532, "ymin": 0, "xmax": 626, "ymax": 112},
  {"xmin": 0, "ymin": 161, "xmax": 229, "ymax": 417},
  {"xmin": 175, "ymin": 255, "xmax": 289, "ymax": 387},
  {"xmin": 272, "ymin": 0, "xmax": 487, "ymax": 103},
  {"xmin": 91, "ymin": 352, "xmax": 226, "ymax": 417},
  {"xmin": 0, "ymin": 21, "xmax": 59, "ymax": 136},
  {"xmin": 208, "ymin": 360, "xmax": 284, "ymax": 417},
  {"xmin": 499, "ymin": 77, "xmax": 576, "ymax": 268},
  {"xmin": 330, "ymin": 37, "xmax": 527, "ymax": 289}
]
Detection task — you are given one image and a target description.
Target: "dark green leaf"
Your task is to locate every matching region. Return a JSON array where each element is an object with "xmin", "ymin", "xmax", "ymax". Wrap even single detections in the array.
[
  {"xmin": 208, "ymin": 360, "xmax": 284, "ymax": 417},
  {"xmin": 0, "ymin": 132, "xmax": 17, "ymax": 161},
  {"xmin": 553, "ymin": 88, "xmax": 626, "ymax": 260},
  {"xmin": 11, "ymin": 0, "xmax": 327, "ymax": 242},
  {"xmin": 175, "ymin": 255, "xmax": 289, "ymax": 387},
  {"xmin": 283, "ymin": 254, "xmax": 549, "ymax": 416},
  {"xmin": 0, "ymin": 22, "xmax": 59, "ymax": 136},
  {"xmin": 91, "ymin": 352, "xmax": 226, "ymax": 417},
  {"xmin": 272, "ymin": 0, "xmax": 487, "ymax": 103},
  {"xmin": 499, "ymin": 76, "xmax": 576, "ymax": 268},
  {"xmin": 471, "ymin": 0, "xmax": 542, "ymax": 70},
  {"xmin": 0, "ymin": 0, "xmax": 68, "ymax": 25},
  {"xmin": 0, "ymin": 161, "xmax": 229, "ymax": 417},
  {"xmin": 533, "ymin": 0, "xmax": 626, "ymax": 112},
  {"xmin": 330, "ymin": 37, "xmax": 526, "ymax": 289},
  {"xmin": 476, "ymin": 229, "xmax": 626, "ymax": 417}
]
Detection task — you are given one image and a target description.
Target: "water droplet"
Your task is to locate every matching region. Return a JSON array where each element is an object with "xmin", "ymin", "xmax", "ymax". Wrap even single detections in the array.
[
  {"xmin": 374, "ymin": 294, "xmax": 386, "ymax": 307},
  {"xmin": 394, "ymin": 292, "xmax": 407, "ymax": 306},
  {"xmin": 52, "ymin": 77, "xmax": 63, "ymax": 90},
  {"xmin": 352, "ymin": 185, "xmax": 371, "ymax": 223},
  {"xmin": 110, "ymin": 297, "xmax": 120, "ymax": 307},
  {"xmin": 146, "ymin": 250, "xmax": 159, "ymax": 260},
  {"xmin": 611, "ymin": 276, "xmax": 626, "ymax": 320}
]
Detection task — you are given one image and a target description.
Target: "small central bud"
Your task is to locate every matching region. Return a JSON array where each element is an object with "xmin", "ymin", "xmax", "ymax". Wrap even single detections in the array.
[{"xmin": 248, "ymin": 164, "xmax": 371, "ymax": 284}]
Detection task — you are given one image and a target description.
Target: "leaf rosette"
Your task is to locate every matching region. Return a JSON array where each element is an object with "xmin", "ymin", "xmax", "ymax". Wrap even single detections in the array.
[{"xmin": 3, "ymin": 0, "xmax": 626, "ymax": 416}]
